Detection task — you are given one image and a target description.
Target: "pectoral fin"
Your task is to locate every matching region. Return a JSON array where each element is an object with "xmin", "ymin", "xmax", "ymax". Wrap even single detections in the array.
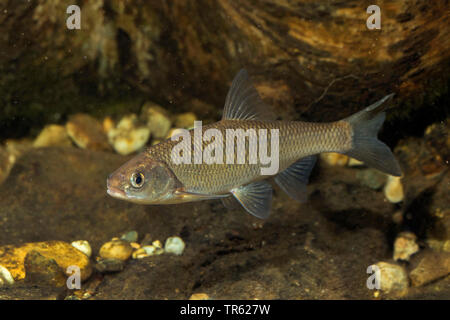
[
  {"xmin": 275, "ymin": 155, "xmax": 316, "ymax": 203},
  {"xmin": 230, "ymin": 181, "xmax": 273, "ymax": 219}
]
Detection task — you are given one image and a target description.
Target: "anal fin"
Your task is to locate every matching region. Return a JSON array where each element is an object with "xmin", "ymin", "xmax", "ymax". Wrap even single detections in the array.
[
  {"xmin": 275, "ymin": 155, "xmax": 317, "ymax": 203},
  {"xmin": 231, "ymin": 181, "xmax": 273, "ymax": 219}
]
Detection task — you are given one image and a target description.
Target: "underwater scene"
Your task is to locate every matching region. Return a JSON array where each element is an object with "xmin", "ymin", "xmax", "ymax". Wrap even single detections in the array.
[{"xmin": 0, "ymin": 0, "xmax": 449, "ymax": 301}]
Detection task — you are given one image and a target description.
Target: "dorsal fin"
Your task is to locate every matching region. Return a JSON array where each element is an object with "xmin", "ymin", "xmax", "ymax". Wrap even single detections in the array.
[{"xmin": 222, "ymin": 69, "xmax": 275, "ymax": 121}]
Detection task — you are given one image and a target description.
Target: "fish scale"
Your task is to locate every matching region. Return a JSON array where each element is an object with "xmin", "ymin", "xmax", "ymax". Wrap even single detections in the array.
[{"xmin": 147, "ymin": 119, "xmax": 351, "ymax": 194}]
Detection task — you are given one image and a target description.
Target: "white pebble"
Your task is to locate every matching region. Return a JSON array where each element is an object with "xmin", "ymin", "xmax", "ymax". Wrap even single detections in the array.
[
  {"xmin": 164, "ymin": 236, "xmax": 185, "ymax": 255},
  {"xmin": 384, "ymin": 175, "xmax": 404, "ymax": 203},
  {"xmin": 0, "ymin": 265, "xmax": 14, "ymax": 286},
  {"xmin": 71, "ymin": 240, "xmax": 92, "ymax": 257}
]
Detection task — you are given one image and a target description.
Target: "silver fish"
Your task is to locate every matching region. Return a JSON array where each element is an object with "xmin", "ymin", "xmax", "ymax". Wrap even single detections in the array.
[{"xmin": 107, "ymin": 69, "xmax": 402, "ymax": 218}]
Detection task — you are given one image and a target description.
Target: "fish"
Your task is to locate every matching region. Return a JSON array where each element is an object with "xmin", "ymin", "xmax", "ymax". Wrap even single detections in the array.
[{"xmin": 107, "ymin": 69, "xmax": 402, "ymax": 219}]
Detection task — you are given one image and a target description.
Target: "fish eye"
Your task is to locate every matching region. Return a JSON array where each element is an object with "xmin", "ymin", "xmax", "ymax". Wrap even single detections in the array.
[{"xmin": 130, "ymin": 172, "xmax": 145, "ymax": 188}]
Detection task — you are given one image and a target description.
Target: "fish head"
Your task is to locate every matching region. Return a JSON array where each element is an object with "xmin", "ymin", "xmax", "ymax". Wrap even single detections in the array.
[{"xmin": 107, "ymin": 153, "xmax": 179, "ymax": 204}]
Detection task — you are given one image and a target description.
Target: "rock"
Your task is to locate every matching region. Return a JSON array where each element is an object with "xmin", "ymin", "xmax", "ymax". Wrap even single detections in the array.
[
  {"xmin": 348, "ymin": 157, "xmax": 364, "ymax": 167},
  {"xmin": 33, "ymin": 124, "xmax": 72, "ymax": 148},
  {"xmin": 120, "ymin": 231, "xmax": 138, "ymax": 243},
  {"xmin": 0, "ymin": 241, "xmax": 92, "ymax": 282},
  {"xmin": 132, "ymin": 244, "xmax": 164, "ymax": 259},
  {"xmin": 356, "ymin": 168, "xmax": 387, "ymax": 190},
  {"xmin": 24, "ymin": 250, "xmax": 67, "ymax": 287},
  {"xmin": 107, "ymin": 114, "xmax": 151, "ymax": 155},
  {"xmin": 131, "ymin": 248, "xmax": 149, "ymax": 259},
  {"xmin": 71, "ymin": 240, "xmax": 92, "ymax": 258},
  {"xmin": 95, "ymin": 258, "xmax": 125, "ymax": 273},
  {"xmin": 375, "ymin": 262, "xmax": 409, "ymax": 293},
  {"xmin": 140, "ymin": 102, "xmax": 172, "ymax": 139},
  {"xmin": 320, "ymin": 152, "xmax": 349, "ymax": 166},
  {"xmin": 66, "ymin": 114, "xmax": 111, "ymax": 151},
  {"xmin": 384, "ymin": 175, "xmax": 404, "ymax": 203},
  {"xmin": 102, "ymin": 116, "xmax": 115, "ymax": 133},
  {"xmin": 99, "ymin": 240, "xmax": 133, "ymax": 261},
  {"xmin": 393, "ymin": 232, "xmax": 419, "ymax": 261},
  {"xmin": 189, "ymin": 293, "xmax": 210, "ymax": 300},
  {"xmin": 0, "ymin": 265, "xmax": 14, "ymax": 287},
  {"xmin": 409, "ymin": 250, "xmax": 450, "ymax": 287},
  {"xmin": 164, "ymin": 237, "xmax": 185, "ymax": 255},
  {"xmin": 174, "ymin": 112, "xmax": 197, "ymax": 129},
  {"xmin": 166, "ymin": 128, "xmax": 186, "ymax": 139}
]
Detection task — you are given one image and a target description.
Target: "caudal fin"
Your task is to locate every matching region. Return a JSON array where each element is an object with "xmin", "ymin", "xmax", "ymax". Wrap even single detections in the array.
[{"xmin": 344, "ymin": 94, "xmax": 402, "ymax": 177}]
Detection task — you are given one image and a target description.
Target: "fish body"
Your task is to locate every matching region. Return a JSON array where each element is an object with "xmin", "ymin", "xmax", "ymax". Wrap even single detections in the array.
[{"xmin": 107, "ymin": 70, "xmax": 402, "ymax": 218}]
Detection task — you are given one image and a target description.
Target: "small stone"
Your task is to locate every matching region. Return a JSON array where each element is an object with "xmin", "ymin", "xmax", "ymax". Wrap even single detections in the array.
[
  {"xmin": 71, "ymin": 240, "xmax": 92, "ymax": 257},
  {"xmin": 130, "ymin": 242, "xmax": 141, "ymax": 249},
  {"xmin": 151, "ymin": 139, "xmax": 161, "ymax": 146},
  {"xmin": 356, "ymin": 168, "xmax": 387, "ymax": 190},
  {"xmin": 393, "ymin": 232, "xmax": 419, "ymax": 261},
  {"xmin": 120, "ymin": 231, "xmax": 138, "ymax": 243},
  {"xmin": 144, "ymin": 244, "xmax": 164, "ymax": 256},
  {"xmin": 348, "ymin": 157, "xmax": 364, "ymax": 167},
  {"xmin": 166, "ymin": 128, "xmax": 186, "ymax": 139},
  {"xmin": 99, "ymin": 240, "xmax": 133, "ymax": 261},
  {"xmin": 409, "ymin": 250, "xmax": 450, "ymax": 287},
  {"xmin": 107, "ymin": 114, "xmax": 151, "ymax": 155},
  {"xmin": 189, "ymin": 293, "xmax": 210, "ymax": 300},
  {"xmin": 95, "ymin": 258, "xmax": 125, "ymax": 273},
  {"xmin": 132, "ymin": 248, "xmax": 149, "ymax": 259},
  {"xmin": 102, "ymin": 116, "xmax": 115, "ymax": 133},
  {"xmin": 320, "ymin": 152, "xmax": 349, "ymax": 166},
  {"xmin": 174, "ymin": 112, "xmax": 197, "ymax": 129},
  {"xmin": 384, "ymin": 175, "xmax": 404, "ymax": 203},
  {"xmin": 24, "ymin": 250, "xmax": 66, "ymax": 287},
  {"xmin": 0, "ymin": 265, "xmax": 14, "ymax": 287},
  {"xmin": 141, "ymin": 102, "xmax": 172, "ymax": 139},
  {"xmin": 152, "ymin": 240, "xmax": 163, "ymax": 249},
  {"xmin": 375, "ymin": 262, "xmax": 409, "ymax": 293},
  {"xmin": 0, "ymin": 241, "xmax": 92, "ymax": 282},
  {"xmin": 33, "ymin": 124, "xmax": 72, "ymax": 148},
  {"xmin": 164, "ymin": 237, "xmax": 185, "ymax": 255},
  {"xmin": 66, "ymin": 114, "xmax": 111, "ymax": 151}
]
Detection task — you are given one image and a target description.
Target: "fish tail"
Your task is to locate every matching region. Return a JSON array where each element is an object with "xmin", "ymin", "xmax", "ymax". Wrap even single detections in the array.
[{"xmin": 343, "ymin": 94, "xmax": 402, "ymax": 176}]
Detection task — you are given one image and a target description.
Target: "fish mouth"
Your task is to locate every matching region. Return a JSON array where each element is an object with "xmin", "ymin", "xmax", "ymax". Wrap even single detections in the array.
[
  {"xmin": 106, "ymin": 177, "xmax": 127, "ymax": 199},
  {"xmin": 107, "ymin": 186, "xmax": 126, "ymax": 199}
]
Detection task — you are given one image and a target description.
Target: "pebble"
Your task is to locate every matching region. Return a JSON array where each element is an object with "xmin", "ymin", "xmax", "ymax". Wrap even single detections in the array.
[
  {"xmin": 102, "ymin": 116, "xmax": 115, "ymax": 133},
  {"xmin": 189, "ymin": 293, "xmax": 210, "ymax": 300},
  {"xmin": 348, "ymin": 157, "xmax": 364, "ymax": 167},
  {"xmin": 120, "ymin": 231, "xmax": 138, "ymax": 243},
  {"xmin": 166, "ymin": 128, "xmax": 186, "ymax": 139},
  {"xmin": 132, "ymin": 248, "xmax": 150, "ymax": 259},
  {"xmin": 66, "ymin": 114, "xmax": 111, "ymax": 151},
  {"xmin": 95, "ymin": 258, "xmax": 125, "ymax": 273},
  {"xmin": 384, "ymin": 175, "xmax": 404, "ymax": 203},
  {"xmin": 409, "ymin": 250, "xmax": 450, "ymax": 287},
  {"xmin": 107, "ymin": 114, "xmax": 151, "ymax": 155},
  {"xmin": 24, "ymin": 250, "xmax": 67, "ymax": 287},
  {"xmin": 99, "ymin": 240, "xmax": 133, "ymax": 261},
  {"xmin": 320, "ymin": 152, "xmax": 349, "ymax": 166},
  {"xmin": 164, "ymin": 237, "xmax": 186, "ymax": 255},
  {"xmin": 174, "ymin": 112, "xmax": 197, "ymax": 129},
  {"xmin": 356, "ymin": 168, "xmax": 387, "ymax": 190},
  {"xmin": 0, "ymin": 241, "xmax": 92, "ymax": 282},
  {"xmin": 71, "ymin": 240, "xmax": 92, "ymax": 257},
  {"xmin": 393, "ymin": 232, "xmax": 419, "ymax": 261},
  {"xmin": 33, "ymin": 124, "xmax": 72, "ymax": 148},
  {"xmin": 375, "ymin": 262, "xmax": 409, "ymax": 293},
  {"xmin": 0, "ymin": 265, "xmax": 14, "ymax": 287},
  {"xmin": 141, "ymin": 102, "xmax": 172, "ymax": 139}
]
